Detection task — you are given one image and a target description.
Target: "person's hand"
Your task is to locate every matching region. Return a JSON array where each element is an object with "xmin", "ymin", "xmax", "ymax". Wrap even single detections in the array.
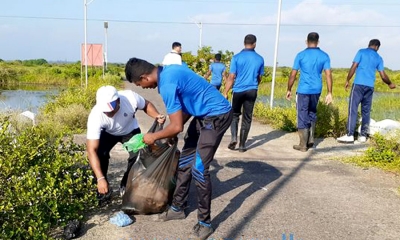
[
  {"xmin": 389, "ymin": 83, "xmax": 396, "ymax": 89},
  {"xmin": 325, "ymin": 93, "xmax": 333, "ymax": 105},
  {"xmin": 156, "ymin": 114, "xmax": 166, "ymax": 124},
  {"xmin": 143, "ymin": 133, "xmax": 156, "ymax": 145},
  {"xmin": 345, "ymin": 80, "xmax": 350, "ymax": 91},
  {"xmin": 286, "ymin": 91, "xmax": 292, "ymax": 101},
  {"xmin": 223, "ymin": 93, "xmax": 228, "ymax": 99},
  {"xmin": 97, "ymin": 178, "xmax": 109, "ymax": 194}
]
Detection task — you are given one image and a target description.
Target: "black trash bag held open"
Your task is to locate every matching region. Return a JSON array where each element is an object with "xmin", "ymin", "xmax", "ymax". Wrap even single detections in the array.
[{"xmin": 121, "ymin": 120, "xmax": 179, "ymax": 215}]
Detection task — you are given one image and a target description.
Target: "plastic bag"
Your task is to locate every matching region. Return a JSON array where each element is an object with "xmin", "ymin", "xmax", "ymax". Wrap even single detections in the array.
[
  {"xmin": 123, "ymin": 133, "xmax": 147, "ymax": 153},
  {"xmin": 121, "ymin": 120, "xmax": 179, "ymax": 215},
  {"xmin": 109, "ymin": 211, "xmax": 134, "ymax": 227}
]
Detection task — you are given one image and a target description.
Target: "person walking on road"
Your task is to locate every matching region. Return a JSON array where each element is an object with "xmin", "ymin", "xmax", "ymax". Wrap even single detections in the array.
[
  {"xmin": 286, "ymin": 32, "xmax": 333, "ymax": 152},
  {"xmin": 223, "ymin": 34, "xmax": 264, "ymax": 152},
  {"xmin": 162, "ymin": 41, "xmax": 182, "ymax": 66},
  {"xmin": 204, "ymin": 53, "xmax": 227, "ymax": 90},
  {"xmin": 86, "ymin": 85, "xmax": 165, "ymax": 205},
  {"xmin": 337, "ymin": 39, "xmax": 396, "ymax": 143},
  {"xmin": 125, "ymin": 58, "xmax": 232, "ymax": 240}
]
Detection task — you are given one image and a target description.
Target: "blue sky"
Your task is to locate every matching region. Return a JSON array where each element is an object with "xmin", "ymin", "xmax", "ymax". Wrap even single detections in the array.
[{"xmin": 0, "ymin": 0, "xmax": 399, "ymax": 69}]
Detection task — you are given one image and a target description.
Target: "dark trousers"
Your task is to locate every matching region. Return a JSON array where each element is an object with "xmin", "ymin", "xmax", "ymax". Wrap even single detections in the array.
[
  {"xmin": 347, "ymin": 84, "xmax": 374, "ymax": 136},
  {"xmin": 97, "ymin": 128, "xmax": 141, "ymax": 188},
  {"xmin": 231, "ymin": 89, "xmax": 258, "ymax": 136},
  {"xmin": 172, "ymin": 110, "xmax": 232, "ymax": 223},
  {"xmin": 296, "ymin": 93, "xmax": 321, "ymax": 129}
]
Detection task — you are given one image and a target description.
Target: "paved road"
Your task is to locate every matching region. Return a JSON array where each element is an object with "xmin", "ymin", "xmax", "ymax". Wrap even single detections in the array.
[{"xmin": 75, "ymin": 81, "xmax": 400, "ymax": 240}]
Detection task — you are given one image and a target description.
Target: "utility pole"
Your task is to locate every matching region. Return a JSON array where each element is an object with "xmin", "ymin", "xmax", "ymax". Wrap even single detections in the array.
[
  {"xmin": 194, "ymin": 21, "xmax": 203, "ymax": 49},
  {"xmin": 83, "ymin": 0, "xmax": 95, "ymax": 88},
  {"xmin": 270, "ymin": 0, "xmax": 283, "ymax": 108},
  {"xmin": 104, "ymin": 21, "xmax": 108, "ymax": 71}
]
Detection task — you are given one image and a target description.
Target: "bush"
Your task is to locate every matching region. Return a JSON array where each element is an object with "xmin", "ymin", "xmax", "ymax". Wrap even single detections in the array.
[
  {"xmin": 0, "ymin": 66, "xmax": 19, "ymax": 84},
  {"xmin": 315, "ymin": 102, "xmax": 348, "ymax": 138},
  {"xmin": 253, "ymin": 101, "xmax": 348, "ymax": 137},
  {"xmin": 37, "ymin": 103, "xmax": 89, "ymax": 137},
  {"xmin": 364, "ymin": 133, "xmax": 400, "ymax": 164},
  {"xmin": 0, "ymin": 120, "xmax": 96, "ymax": 239},
  {"xmin": 253, "ymin": 102, "xmax": 297, "ymax": 132}
]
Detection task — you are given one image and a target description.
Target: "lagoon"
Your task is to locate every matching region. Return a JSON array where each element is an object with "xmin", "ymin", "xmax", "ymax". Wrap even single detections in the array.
[{"xmin": 0, "ymin": 85, "xmax": 57, "ymax": 114}]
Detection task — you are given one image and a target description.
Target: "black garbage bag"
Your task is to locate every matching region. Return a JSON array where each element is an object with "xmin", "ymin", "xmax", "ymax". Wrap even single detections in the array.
[
  {"xmin": 121, "ymin": 120, "xmax": 179, "ymax": 215},
  {"xmin": 63, "ymin": 219, "xmax": 82, "ymax": 240}
]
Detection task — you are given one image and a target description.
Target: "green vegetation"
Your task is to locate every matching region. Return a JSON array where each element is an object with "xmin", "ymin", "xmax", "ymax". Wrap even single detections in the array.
[
  {"xmin": 1, "ymin": 60, "xmax": 123, "ymax": 239},
  {"xmin": 0, "ymin": 60, "xmax": 124, "ymax": 86},
  {"xmin": 342, "ymin": 132, "xmax": 400, "ymax": 174},
  {"xmin": 0, "ymin": 118, "xmax": 96, "ymax": 239}
]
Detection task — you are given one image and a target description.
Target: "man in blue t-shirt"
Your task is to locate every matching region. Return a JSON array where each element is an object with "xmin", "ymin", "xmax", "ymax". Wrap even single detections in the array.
[
  {"xmin": 286, "ymin": 32, "xmax": 333, "ymax": 152},
  {"xmin": 223, "ymin": 34, "xmax": 264, "ymax": 152},
  {"xmin": 204, "ymin": 53, "xmax": 227, "ymax": 90},
  {"xmin": 125, "ymin": 58, "xmax": 232, "ymax": 240},
  {"xmin": 337, "ymin": 39, "xmax": 396, "ymax": 143}
]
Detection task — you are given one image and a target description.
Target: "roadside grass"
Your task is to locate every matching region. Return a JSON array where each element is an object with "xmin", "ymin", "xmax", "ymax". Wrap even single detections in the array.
[{"xmin": 340, "ymin": 132, "xmax": 400, "ymax": 174}]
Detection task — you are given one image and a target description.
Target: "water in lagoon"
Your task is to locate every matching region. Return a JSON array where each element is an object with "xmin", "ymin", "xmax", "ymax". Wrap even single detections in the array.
[{"xmin": 0, "ymin": 84, "xmax": 58, "ymax": 114}]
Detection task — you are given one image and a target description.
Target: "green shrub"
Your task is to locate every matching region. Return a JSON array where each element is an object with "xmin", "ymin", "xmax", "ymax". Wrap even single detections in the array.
[
  {"xmin": 365, "ymin": 133, "xmax": 400, "ymax": 164},
  {"xmin": 0, "ymin": 66, "xmax": 19, "ymax": 84},
  {"xmin": 253, "ymin": 102, "xmax": 297, "ymax": 132},
  {"xmin": 22, "ymin": 59, "xmax": 49, "ymax": 66},
  {"xmin": 254, "ymin": 101, "xmax": 348, "ymax": 137},
  {"xmin": 343, "ymin": 133, "xmax": 400, "ymax": 174},
  {"xmin": 0, "ymin": 120, "xmax": 96, "ymax": 239},
  {"xmin": 315, "ymin": 102, "xmax": 348, "ymax": 138},
  {"xmin": 37, "ymin": 103, "xmax": 89, "ymax": 137}
]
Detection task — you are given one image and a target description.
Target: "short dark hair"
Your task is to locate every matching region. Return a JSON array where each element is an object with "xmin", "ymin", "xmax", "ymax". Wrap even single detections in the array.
[
  {"xmin": 307, "ymin": 32, "xmax": 319, "ymax": 43},
  {"xmin": 125, "ymin": 58, "xmax": 155, "ymax": 83},
  {"xmin": 244, "ymin": 34, "xmax": 257, "ymax": 45},
  {"xmin": 368, "ymin": 39, "xmax": 381, "ymax": 48},
  {"xmin": 215, "ymin": 53, "xmax": 222, "ymax": 61},
  {"xmin": 172, "ymin": 42, "xmax": 181, "ymax": 49}
]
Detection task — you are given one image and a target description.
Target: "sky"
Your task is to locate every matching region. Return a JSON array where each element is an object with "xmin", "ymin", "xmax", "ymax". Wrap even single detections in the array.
[{"xmin": 0, "ymin": 0, "xmax": 399, "ymax": 69}]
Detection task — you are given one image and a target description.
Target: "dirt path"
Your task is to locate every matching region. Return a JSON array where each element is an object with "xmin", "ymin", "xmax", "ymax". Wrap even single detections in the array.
[{"xmin": 74, "ymin": 81, "xmax": 400, "ymax": 240}]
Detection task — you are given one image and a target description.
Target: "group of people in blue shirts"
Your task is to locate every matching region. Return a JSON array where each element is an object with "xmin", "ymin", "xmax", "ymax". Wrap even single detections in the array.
[
  {"xmin": 89, "ymin": 31, "xmax": 395, "ymax": 240},
  {"xmin": 125, "ymin": 32, "xmax": 395, "ymax": 239}
]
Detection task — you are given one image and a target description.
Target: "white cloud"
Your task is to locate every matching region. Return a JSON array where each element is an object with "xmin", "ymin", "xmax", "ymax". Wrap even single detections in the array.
[{"xmin": 263, "ymin": 0, "xmax": 389, "ymax": 25}]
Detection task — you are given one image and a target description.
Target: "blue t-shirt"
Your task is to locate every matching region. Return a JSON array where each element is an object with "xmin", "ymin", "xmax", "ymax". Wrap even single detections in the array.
[
  {"xmin": 159, "ymin": 65, "xmax": 231, "ymax": 117},
  {"xmin": 210, "ymin": 62, "xmax": 226, "ymax": 86},
  {"xmin": 292, "ymin": 47, "xmax": 331, "ymax": 94},
  {"xmin": 229, "ymin": 49, "xmax": 264, "ymax": 93},
  {"xmin": 353, "ymin": 48, "xmax": 384, "ymax": 88}
]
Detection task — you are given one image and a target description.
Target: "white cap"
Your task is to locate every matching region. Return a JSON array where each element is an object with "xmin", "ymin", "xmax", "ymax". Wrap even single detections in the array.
[{"xmin": 95, "ymin": 85, "xmax": 119, "ymax": 112}]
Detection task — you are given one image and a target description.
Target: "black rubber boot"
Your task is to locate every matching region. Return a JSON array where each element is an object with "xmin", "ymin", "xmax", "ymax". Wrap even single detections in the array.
[
  {"xmin": 293, "ymin": 129, "xmax": 309, "ymax": 152},
  {"xmin": 228, "ymin": 114, "xmax": 239, "ymax": 150},
  {"xmin": 238, "ymin": 129, "xmax": 249, "ymax": 152},
  {"xmin": 307, "ymin": 122, "xmax": 316, "ymax": 148}
]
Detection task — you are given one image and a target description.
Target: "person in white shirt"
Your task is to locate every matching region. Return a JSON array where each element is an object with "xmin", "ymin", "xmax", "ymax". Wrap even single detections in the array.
[
  {"xmin": 86, "ymin": 85, "xmax": 165, "ymax": 203},
  {"xmin": 162, "ymin": 41, "xmax": 182, "ymax": 66}
]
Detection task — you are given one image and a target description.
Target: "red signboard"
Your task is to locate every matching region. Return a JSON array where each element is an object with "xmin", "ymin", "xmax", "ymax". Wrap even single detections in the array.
[{"xmin": 81, "ymin": 44, "xmax": 104, "ymax": 67}]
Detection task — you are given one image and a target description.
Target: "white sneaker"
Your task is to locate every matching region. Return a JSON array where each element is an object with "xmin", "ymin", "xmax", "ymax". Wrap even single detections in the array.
[
  {"xmin": 357, "ymin": 136, "xmax": 367, "ymax": 143},
  {"xmin": 337, "ymin": 135, "xmax": 354, "ymax": 143}
]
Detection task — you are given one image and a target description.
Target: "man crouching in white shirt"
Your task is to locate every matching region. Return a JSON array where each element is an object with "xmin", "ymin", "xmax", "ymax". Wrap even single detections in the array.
[{"xmin": 86, "ymin": 85, "xmax": 165, "ymax": 205}]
